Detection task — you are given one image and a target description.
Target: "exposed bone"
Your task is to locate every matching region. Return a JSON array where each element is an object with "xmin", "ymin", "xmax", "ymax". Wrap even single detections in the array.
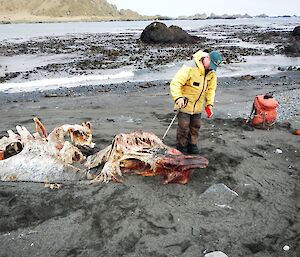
[
  {"xmin": 59, "ymin": 141, "xmax": 85, "ymax": 164},
  {"xmin": 85, "ymin": 145, "xmax": 111, "ymax": 169},
  {"xmin": 0, "ymin": 120, "xmax": 208, "ymax": 184},
  {"xmin": 86, "ymin": 130, "xmax": 208, "ymax": 184},
  {"xmin": 34, "ymin": 117, "xmax": 48, "ymax": 138},
  {"xmin": 0, "ymin": 130, "xmax": 21, "ymax": 151},
  {"xmin": 16, "ymin": 126, "xmax": 34, "ymax": 142},
  {"xmin": 85, "ymin": 131, "xmax": 164, "ymax": 182},
  {"xmin": 61, "ymin": 123, "xmax": 95, "ymax": 148},
  {"xmin": 47, "ymin": 127, "xmax": 67, "ymax": 154},
  {"xmin": 0, "ymin": 141, "xmax": 85, "ymax": 182},
  {"xmin": 7, "ymin": 130, "xmax": 20, "ymax": 140},
  {"xmin": 0, "ymin": 118, "xmax": 95, "ymax": 182}
]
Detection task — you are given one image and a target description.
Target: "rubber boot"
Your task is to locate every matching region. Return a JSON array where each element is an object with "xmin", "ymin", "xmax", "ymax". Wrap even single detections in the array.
[
  {"xmin": 188, "ymin": 143, "xmax": 199, "ymax": 154},
  {"xmin": 176, "ymin": 144, "xmax": 188, "ymax": 154}
]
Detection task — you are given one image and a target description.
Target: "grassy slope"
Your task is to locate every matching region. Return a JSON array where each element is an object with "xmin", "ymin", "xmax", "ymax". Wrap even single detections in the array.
[{"xmin": 0, "ymin": 0, "xmax": 142, "ymax": 21}]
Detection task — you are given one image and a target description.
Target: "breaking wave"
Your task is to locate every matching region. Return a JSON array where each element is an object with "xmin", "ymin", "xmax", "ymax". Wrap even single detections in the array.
[{"xmin": 0, "ymin": 71, "xmax": 134, "ymax": 93}]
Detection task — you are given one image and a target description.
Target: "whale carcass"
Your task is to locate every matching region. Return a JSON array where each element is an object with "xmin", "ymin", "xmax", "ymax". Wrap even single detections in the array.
[
  {"xmin": 0, "ymin": 118, "xmax": 94, "ymax": 182},
  {"xmin": 86, "ymin": 130, "xmax": 208, "ymax": 184},
  {"xmin": 0, "ymin": 119, "xmax": 208, "ymax": 184}
]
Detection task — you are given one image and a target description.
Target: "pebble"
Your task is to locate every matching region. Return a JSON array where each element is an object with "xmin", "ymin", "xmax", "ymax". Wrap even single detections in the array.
[
  {"xmin": 205, "ymin": 251, "xmax": 228, "ymax": 257},
  {"xmin": 275, "ymin": 148, "xmax": 283, "ymax": 154},
  {"xmin": 283, "ymin": 245, "xmax": 290, "ymax": 251}
]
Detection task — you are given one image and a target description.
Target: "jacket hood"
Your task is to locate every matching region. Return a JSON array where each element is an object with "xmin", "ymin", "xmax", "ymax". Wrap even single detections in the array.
[{"xmin": 193, "ymin": 50, "xmax": 209, "ymax": 74}]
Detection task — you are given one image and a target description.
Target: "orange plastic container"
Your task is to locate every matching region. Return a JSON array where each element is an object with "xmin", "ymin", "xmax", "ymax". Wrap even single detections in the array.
[
  {"xmin": 0, "ymin": 150, "xmax": 4, "ymax": 160},
  {"xmin": 293, "ymin": 130, "xmax": 300, "ymax": 135}
]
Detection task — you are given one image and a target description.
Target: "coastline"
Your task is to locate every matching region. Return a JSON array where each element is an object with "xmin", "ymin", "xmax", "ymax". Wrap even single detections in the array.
[
  {"xmin": 0, "ymin": 18, "xmax": 299, "ymax": 257},
  {"xmin": 0, "ymin": 13, "xmax": 298, "ymax": 24},
  {"xmin": 0, "ymin": 14, "xmax": 149, "ymax": 24}
]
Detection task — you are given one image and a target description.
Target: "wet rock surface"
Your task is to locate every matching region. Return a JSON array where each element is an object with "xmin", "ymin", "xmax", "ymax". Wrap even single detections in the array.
[
  {"xmin": 140, "ymin": 22, "xmax": 200, "ymax": 44},
  {"xmin": 292, "ymin": 25, "xmax": 300, "ymax": 36}
]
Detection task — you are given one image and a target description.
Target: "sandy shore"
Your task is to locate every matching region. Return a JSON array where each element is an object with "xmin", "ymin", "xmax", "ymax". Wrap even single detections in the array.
[{"xmin": 0, "ymin": 71, "xmax": 299, "ymax": 256}]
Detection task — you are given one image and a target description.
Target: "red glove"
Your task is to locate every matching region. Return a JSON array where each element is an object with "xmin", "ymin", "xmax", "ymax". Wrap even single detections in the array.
[{"xmin": 205, "ymin": 105, "xmax": 213, "ymax": 118}]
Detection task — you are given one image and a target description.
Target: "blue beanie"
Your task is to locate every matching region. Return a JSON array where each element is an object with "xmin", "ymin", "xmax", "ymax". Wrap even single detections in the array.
[{"xmin": 210, "ymin": 51, "xmax": 222, "ymax": 71}]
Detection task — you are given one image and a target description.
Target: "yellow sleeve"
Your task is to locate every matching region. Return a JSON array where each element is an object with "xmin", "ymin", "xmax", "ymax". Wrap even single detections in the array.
[
  {"xmin": 206, "ymin": 75, "xmax": 217, "ymax": 106},
  {"xmin": 170, "ymin": 65, "xmax": 190, "ymax": 102}
]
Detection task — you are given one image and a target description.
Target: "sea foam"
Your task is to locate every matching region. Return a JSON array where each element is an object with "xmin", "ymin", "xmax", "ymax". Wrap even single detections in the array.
[{"xmin": 0, "ymin": 71, "xmax": 134, "ymax": 93}]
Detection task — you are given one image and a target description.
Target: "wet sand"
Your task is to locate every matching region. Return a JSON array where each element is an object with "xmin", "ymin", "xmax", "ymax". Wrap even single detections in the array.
[{"xmin": 0, "ymin": 72, "xmax": 299, "ymax": 257}]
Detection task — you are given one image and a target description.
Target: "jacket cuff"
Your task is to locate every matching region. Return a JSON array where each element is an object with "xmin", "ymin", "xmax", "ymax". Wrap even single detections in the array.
[{"xmin": 175, "ymin": 97, "xmax": 184, "ymax": 103}]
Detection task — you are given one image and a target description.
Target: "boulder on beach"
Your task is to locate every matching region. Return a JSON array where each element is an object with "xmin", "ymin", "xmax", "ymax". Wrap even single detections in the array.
[
  {"xmin": 292, "ymin": 26, "xmax": 300, "ymax": 36},
  {"xmin": 284, "ymin": 42, "xmax": 300, "ymax": 56},
  {"xmin": 283, "ymin": 26, "xmax": 300, "ymax": 56},
  {"xmin": 205, "ymin": 251, "xmax": 228, "ymax": 257},
  {"xmin": 140, "ymin": 22, "xmax": 199, "ymax": 44}
]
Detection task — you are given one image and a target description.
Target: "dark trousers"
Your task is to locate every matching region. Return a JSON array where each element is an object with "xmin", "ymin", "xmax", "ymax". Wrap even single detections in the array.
[{"xmin": 176, "ymin": 112, "xmax": 201, "ymax": 147}]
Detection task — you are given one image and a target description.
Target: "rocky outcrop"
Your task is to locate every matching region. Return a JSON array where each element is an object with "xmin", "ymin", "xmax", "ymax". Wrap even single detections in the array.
[
  {"xmin": 284, "ymin": 26, "xmax": 300, "ymax": 56},
  {"xmin": 209, "ymin": 13, "xmax": 252, "ymax": 19},
  {"xmin": 292, "ymin": 26, "xmax": 300, "ymax": 36},
  {"xmin": 140, "ymin": 22, "xmax": 199, "ymax": 44},
  {"xmin": 284, "ymin": 42, "xmax": 300, "ymax": 56}
]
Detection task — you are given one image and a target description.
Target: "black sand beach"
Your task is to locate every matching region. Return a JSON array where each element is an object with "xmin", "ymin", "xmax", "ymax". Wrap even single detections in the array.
[
  {"xmin": 0, "ymin": 22, "xmax": 300, "ymax": 257},
  {"xmin": 0, "ymin": 72, "xmax": 299, "ymax": 257}
]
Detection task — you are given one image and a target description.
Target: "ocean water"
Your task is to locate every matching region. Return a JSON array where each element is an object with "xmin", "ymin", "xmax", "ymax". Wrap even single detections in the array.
[
  {"xmin": 0, "ymin": 17, "xmax": 299, "ymax": 42},
  {"xmin": 0, "ymin": 17, "xmax": 299, "ymax": 93}
]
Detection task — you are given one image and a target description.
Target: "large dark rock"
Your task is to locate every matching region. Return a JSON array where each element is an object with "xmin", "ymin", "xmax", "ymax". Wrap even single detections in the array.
[
  {"xmin": 283, "ymin": 26, "xmax": 300, "ymax": 56},
  {"xmin": 292, "ymin": 26, "xmax": 300, "ymax": 36},
  {"xmin": 140, "ymin": 22, "xmax": 199, "ymax": 44},
  {"xmin": 284, "ymin": 41, "xmax": 300, "ymax": 56}
]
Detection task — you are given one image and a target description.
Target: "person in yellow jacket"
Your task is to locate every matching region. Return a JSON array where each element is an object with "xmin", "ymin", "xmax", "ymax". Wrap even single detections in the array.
[{"xmin": 170, "ymin": 50, "xmax": 222, "ymax": 154}]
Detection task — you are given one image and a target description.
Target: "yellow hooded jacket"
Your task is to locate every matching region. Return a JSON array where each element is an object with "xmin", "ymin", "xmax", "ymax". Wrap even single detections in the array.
[{"xmin": 170, "ymin": 50, "xmax": 218, "ymax": 114}]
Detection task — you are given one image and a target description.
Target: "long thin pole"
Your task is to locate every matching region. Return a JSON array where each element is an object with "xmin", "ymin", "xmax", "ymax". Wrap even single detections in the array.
[{"xmin": 162, "ymin": 110, "xmax": 179, "ymax": 140}]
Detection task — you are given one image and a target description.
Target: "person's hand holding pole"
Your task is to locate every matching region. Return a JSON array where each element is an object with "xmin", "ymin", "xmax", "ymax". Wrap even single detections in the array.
[
  {"xmin": 162, "ymin": 97, "xmax": 188, "ymax": 140},
  {"xmin": 176, "ymin": 98, "xmax": 187, "ymax": 109}
]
